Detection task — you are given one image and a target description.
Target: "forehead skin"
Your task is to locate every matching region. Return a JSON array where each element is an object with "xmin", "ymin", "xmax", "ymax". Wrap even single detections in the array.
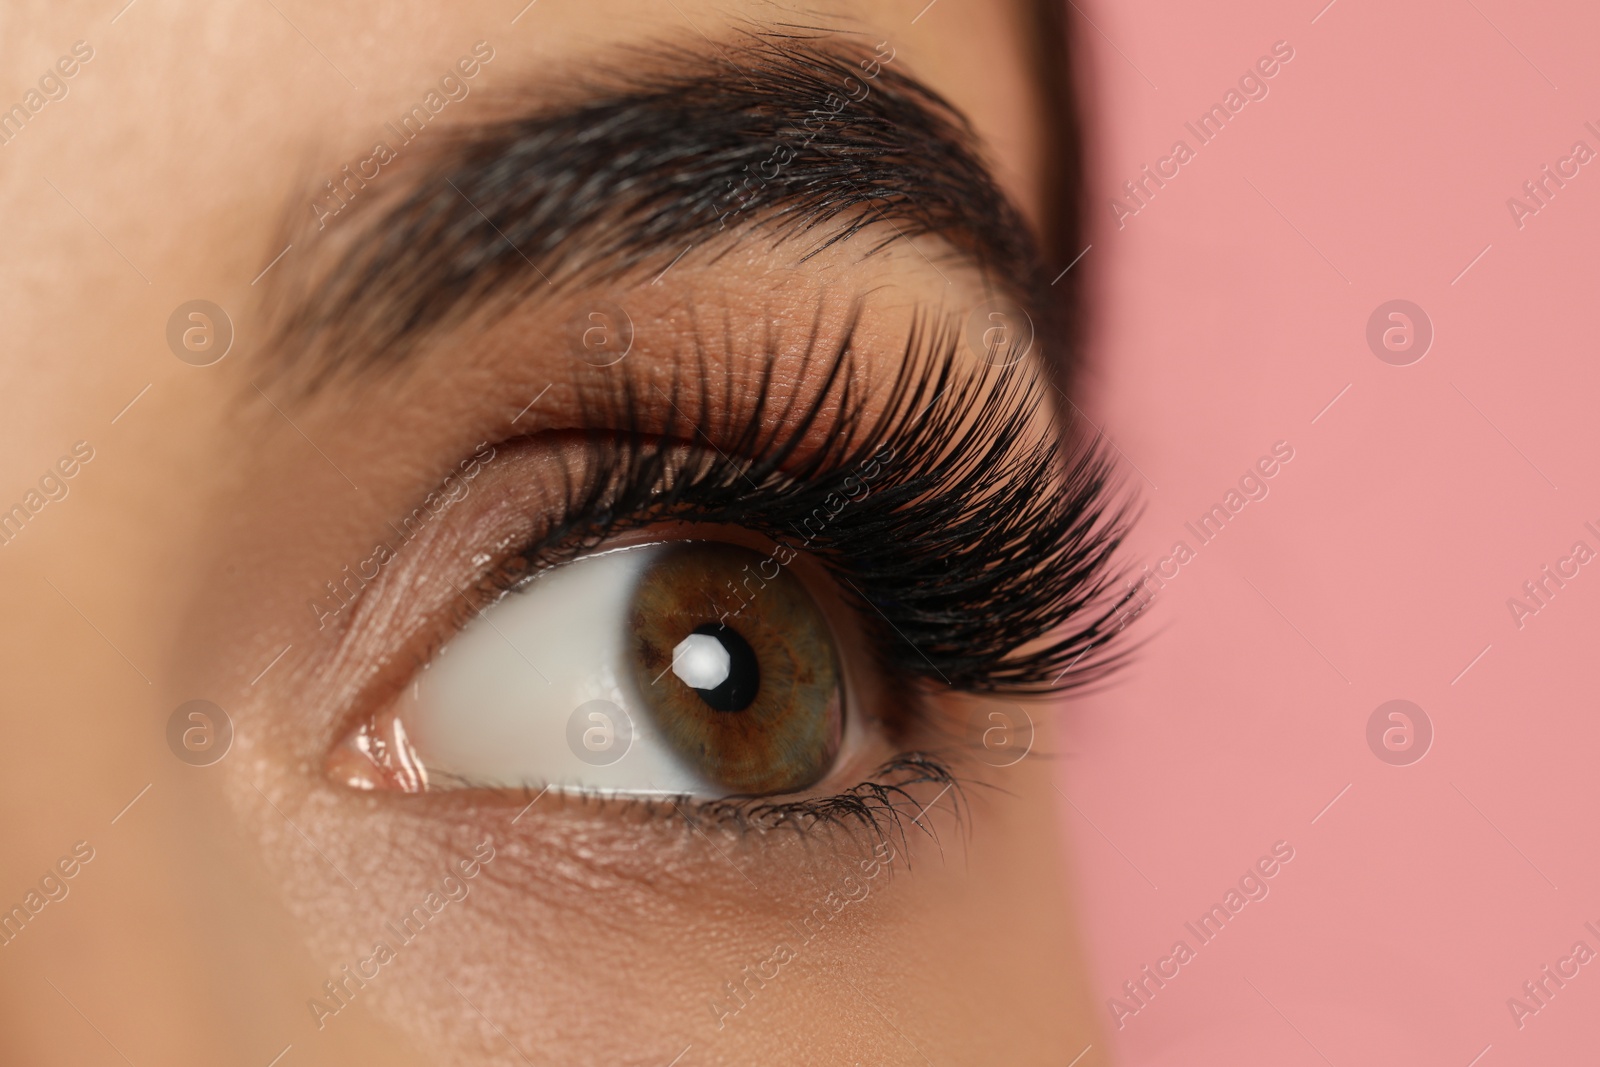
[{"xmin": 0, "ymin": 2, "xmax": 1102, "ymax": 1066}]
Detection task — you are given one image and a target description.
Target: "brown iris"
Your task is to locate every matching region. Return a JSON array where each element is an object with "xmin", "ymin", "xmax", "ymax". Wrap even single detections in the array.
[{"xmin": 628, "ymin": 541, "xmax": 843, "ymax": 795}]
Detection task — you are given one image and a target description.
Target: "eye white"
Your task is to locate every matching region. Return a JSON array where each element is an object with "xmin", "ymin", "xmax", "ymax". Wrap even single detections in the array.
[
  {"xmin": 672, "ymin": 633, "xmax": 731, "ymax": 690},
  {"xmin": 394, "ymin": 543, "xmax": 716, "ymax": 795}
]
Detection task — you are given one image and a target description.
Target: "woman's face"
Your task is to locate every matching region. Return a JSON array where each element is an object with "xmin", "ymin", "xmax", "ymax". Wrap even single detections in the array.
[{"xmin": 0, "ymin": 1, "xmax": 1114, "ymax": 1065}]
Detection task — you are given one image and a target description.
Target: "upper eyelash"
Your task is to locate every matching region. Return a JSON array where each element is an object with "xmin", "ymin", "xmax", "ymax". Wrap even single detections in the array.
[{"xmin": 489, "ymin": 299, "xmax": 1138, "ymax": 698}]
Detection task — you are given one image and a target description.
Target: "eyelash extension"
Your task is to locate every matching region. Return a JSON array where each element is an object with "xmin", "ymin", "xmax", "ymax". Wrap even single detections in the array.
[{"xmin": 488, "ymin": 300, "xmax": 1138, "ymax": 699}]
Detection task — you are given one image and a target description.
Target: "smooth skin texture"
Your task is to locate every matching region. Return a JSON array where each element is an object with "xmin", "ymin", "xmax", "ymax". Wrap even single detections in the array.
[{"xmin": 0, "ymin": 1, "xmax": 1105, "ymax": 1064}]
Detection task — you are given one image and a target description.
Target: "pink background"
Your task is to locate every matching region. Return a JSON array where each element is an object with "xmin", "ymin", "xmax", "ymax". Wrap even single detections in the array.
[{"xmin": 1061, "ymin": 1, "xmax": 1600, "ymax": 1064}]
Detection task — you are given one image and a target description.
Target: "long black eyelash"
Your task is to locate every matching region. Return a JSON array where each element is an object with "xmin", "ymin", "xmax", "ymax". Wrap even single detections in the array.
[{"xmin": 495, "ymin": 301, "xmax": 1138, "ymax": 698}]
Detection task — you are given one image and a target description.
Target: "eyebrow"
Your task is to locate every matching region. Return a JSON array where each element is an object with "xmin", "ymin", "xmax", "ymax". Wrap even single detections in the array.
[{"xmin": 263, "ymin": 34, "xmax": 1053, "ymax": 390}]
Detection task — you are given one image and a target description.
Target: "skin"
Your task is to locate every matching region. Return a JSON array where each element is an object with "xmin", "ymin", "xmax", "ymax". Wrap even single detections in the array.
[{"xmin": 0, "ymin": 1, "xmax": 1105, "ymax": 1064}]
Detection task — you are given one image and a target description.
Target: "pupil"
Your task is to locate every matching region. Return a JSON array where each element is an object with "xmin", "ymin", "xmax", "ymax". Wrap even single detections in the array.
[{"xmin": 671, "ymin": 623, "xmax": 760, "ymax": 712}]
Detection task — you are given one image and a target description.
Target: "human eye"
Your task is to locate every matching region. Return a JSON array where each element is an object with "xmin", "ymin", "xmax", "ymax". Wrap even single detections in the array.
[
  {"xmin": 322, "ymin": 308, "xmax": 1135, "ymax": 843},
  {"xmin": 335, "ymin": 538, "xmax": 850, "ymax": 799}
]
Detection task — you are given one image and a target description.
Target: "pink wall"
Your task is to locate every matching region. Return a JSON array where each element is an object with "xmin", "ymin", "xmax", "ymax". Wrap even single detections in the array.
[{"xmin": 1063, "ymin": 1, "xmax": 1600, "ymax": 1063}]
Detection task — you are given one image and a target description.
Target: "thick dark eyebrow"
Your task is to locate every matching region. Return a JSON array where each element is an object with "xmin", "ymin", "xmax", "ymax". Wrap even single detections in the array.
[{"xmin": 264, "ymin": 34, "xmax": 1054, "ymax": 391}]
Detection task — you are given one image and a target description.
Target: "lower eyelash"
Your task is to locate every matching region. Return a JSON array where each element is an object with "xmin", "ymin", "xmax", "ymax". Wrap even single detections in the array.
[
  {"xmin": 426, "ymin": 753, "xmax": 965, "ymax": 854},
  {"xmin": 672, "ymin": 752, "xmax": 966, "ymax": 855}
]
